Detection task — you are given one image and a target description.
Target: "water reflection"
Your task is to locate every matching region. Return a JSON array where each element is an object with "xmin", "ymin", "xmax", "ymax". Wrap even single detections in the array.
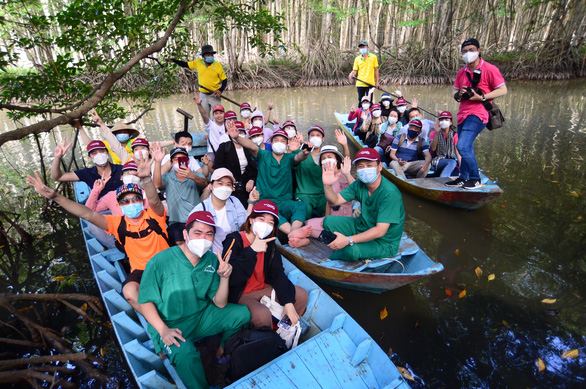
[{"xmin": 1, "ymin": 80, "xmax": 585, "ymax": 387}]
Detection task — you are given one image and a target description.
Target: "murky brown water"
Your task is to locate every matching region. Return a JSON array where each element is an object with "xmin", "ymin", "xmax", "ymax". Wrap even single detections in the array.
[{"xmin": 1, "ymin": 80, "xmax": 585, "ymax": 387}]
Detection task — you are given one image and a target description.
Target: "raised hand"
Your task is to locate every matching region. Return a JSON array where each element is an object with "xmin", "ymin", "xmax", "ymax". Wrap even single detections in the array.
[
  {"xmin": 302, "ymin": 141, "xmax": 314, "ymax": 155},
  {"xmin": 151, "ymin": 142, "xmax": 165, "ymax": 163},
  {"xmin": 250, "ymin": 233, "xmax": 276, "ymax": 253},
  {"xmin": 335, "ymin": 128, "xmax": 347, "ymax": 146},
  {"xmin": 88, "ymin": 109, "xmax": 104, "ymax": 125},
  {"xmin": 93, "ymin": 178, "xmax": 106, "ymax": 193},
  {"xmin": 26, "ymin": 173, "xmax": 57, "ymax": 200},
  {"xmin": 272, "ymin": 113, "xmax": 279, "ymax": 125},
  {"xmin": 322, "ymin": 163, "xmax": 340, "ymax": 186},
  {"xmin": 160, "ymin": 327, "xmax": 185, "ymax": 348},
  {"xmin": 350, "ymin": 104, "xmax": 356, "ymax": 113},
  {"xmin": 226, "ymin": 119, "xmax": 238, "ymax": 140},
  {"xmin": 288, "ymin": 137, "xmax": 301, "ymax": 152},
  {"xmin": 411, "ymin": 97, "xmax": 418, "ymax": 108},
  {"xmin": 267, "ymin": 101, "xmax": 274, "ymax": 111},
  {"xmin": 201, "ymin": 154, "xmax": 211, "ymax": 166},
  {"xmin": 248, "ymin": 186, "xmax": 259, "ymax": 203},
  {"xmin": 341, "ymin": 156, "xmax": 352, "ymax": 176},
  {"xmin": 193, "ymin": 94, "xmax": 202, "ymax": 105},
  {"xmin": 216, "ymin": 248, "xmax": 232, "ymax": 278},
  {"xmin": 54, "ymin": 138, "xmax": 72, "ymax": 159},
  {"xmin": 132, "ymin": 152, "xmax": 154, "ymax": 179},
  {"xmin": 246, "ymin": 180, "xmax": 254, "ymax": 193}
]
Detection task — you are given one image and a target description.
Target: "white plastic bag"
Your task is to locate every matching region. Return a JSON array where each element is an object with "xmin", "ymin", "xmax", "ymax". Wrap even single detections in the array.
[{"xmin": 260, "ymin": 289, "xmax": 301, "ymax": 349}]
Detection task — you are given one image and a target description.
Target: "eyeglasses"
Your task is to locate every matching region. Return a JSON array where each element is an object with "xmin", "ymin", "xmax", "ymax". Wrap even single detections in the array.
[{"xmin": 119, "ymin": 196, "xmax": 142, "ymax": 205}]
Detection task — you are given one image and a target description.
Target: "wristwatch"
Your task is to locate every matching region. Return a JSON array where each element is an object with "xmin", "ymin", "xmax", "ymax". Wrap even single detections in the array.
[
  {"xmin": 481, "ymin": 94, "xmax": 487, "ymax": 102},
  {"xmin": 348, "ymin": 236, "xmax": 355, "ymax": 246}
]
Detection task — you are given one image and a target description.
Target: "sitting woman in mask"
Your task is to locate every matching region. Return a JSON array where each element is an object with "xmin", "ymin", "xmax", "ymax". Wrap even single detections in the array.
[
  {"xmin": 348, "ymin": 95, "xmax": 372, "ymax": 133},
  {"xmin": 429, "ymin": 111, "xmax": 460, "ymax": 177},
  {"xmin": 379, "ymin": 93, "xmax": 394, "ymax": 121},
  {"xmin": 224, "ymin": 200, "xmax": 308, "ymax": 329},
  {"xmin": 375, "ymin": 108, "xmax": 402, "ymax": 163},
  {"xmin": 357, "ymin": 103, "xmax": 384, "ymax": 148}
]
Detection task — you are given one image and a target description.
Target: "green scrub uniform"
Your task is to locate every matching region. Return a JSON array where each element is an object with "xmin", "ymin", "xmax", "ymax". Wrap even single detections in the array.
[
  {"xmin": 295, "ymin": 154, "xmax": 327, "ymax": 219},
  {"xmin": 255, "ymin": 149, "xmax": 306, "ymax": 226},
  {"xmin": 138, "ymin": 246, "xmax": 250, "ymax": 389},
  {"xmin": 323, "ymin": 177, "xmax": 404, "ymax": 261}
]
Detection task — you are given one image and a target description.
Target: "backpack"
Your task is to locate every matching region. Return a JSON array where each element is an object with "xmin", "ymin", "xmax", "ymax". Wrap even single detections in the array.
[
  {"xmin": 115, "ymin": 216, "xmax": 171, "ymax": 254},
  {"xmin": 223, "ymin": 327, "xmax": 287, "ymax": 382},
  {"xmin": 466, "ymin": 70, "xmax": 505, "ymax": 131}
]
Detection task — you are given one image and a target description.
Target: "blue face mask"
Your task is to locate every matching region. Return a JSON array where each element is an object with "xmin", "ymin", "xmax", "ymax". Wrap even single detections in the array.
[
  {"xmin": 116, "ymin": 133, "xmax": 130, "ymax": 142},
  {"xmin": 407, "ymin": 129, "xmax": 420, "ymax": 139},
  {"xmin": 121, "ymin": 203, "xmax": 143, "ymax": 218},
  {"xmin": 360, "ymin": 48, "xmax": 368, "ymax": 55},
  {"xmin": 205, "ymin": 56, "xmax": 214, "ymax": 64},
  {"xmin": 357, "ymin": 167, "xmax": 379, "ymax": 184}
]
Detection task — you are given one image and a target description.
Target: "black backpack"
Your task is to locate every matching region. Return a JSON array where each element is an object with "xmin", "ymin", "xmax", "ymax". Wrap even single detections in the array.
[
  {"xmin": 114, "ymin": 216, "xmax": 172, "ymax": 254},
  {"xmin": 223, "ymin": 327, "xmax": 287, "ymax": 382}
]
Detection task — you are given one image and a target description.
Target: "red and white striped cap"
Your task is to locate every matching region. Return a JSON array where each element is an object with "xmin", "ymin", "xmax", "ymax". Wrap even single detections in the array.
[
  {"xmin": 131, "ymin": 138, "xmax": 149, "ymax": 149},
  {"xmin": 249, "ymin": 126, "xmax": 263, "ymax": 137},
  {"xmin": 87, "ymin": 140, "xmax": 107, "ymax": 154},
  {"xmin": 396, "ymin": 98, "xmax": 407, "ymax": 106},
  {"xmin": 352, "ymin": 147, "xmax": 380, "ymax": 164},
  {"xmin": 224, "ymin": 111, "xmax": 237, "ymax": 120},
  {"xmin": 240, "ymin": 102, "xmax": 251, "ymax": 111},
  {"xmin": 252, "ymin": 200, "xmax": 279, "ymax": 219},
  {"xmin": 438, "ymin": 111, "xmax": 452, "ymax": 120},
  {"xmin": 307, "ymin": 125, "xmax": 325, "ymax": 136}
]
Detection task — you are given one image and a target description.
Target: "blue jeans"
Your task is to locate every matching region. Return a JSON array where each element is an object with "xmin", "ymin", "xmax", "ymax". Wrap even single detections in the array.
[
  {"xmin": 457, "ymin": 115, "xmax": 486, "ymax": 180},
  {"xmin": 436, "ymin": 158, "xmax": 458, "ymax": 177}
]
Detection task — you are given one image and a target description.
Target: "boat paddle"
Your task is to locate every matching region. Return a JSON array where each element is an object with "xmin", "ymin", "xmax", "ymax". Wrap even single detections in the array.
[
  {"xmin": 197, "ymin": 84, "xmax": 274, "ymax": 125},
  {"xmin": 352, "ymin": 76, "xmax": 438, "ymax": 118}
]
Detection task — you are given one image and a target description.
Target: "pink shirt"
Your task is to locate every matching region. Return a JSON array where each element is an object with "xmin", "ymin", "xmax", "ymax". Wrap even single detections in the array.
[
  {"xmin": 86, "ymin": 188, "xmax": 149, "ymax": 216},
  {"xmin": 454, "ymin": 59, "xmax": 505, "ymax": 125}
]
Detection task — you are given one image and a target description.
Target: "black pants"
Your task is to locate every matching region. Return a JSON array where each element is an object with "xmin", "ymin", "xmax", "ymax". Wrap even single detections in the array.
[{"xmin": 357, "ymin": 86, "xmax": 373, "ymax": 105}]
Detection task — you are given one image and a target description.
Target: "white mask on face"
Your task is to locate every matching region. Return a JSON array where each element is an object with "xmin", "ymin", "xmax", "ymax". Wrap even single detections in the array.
[
  {"xmin": 241, "ymin": 110, "xmax": 252, "ymax": 118},
  {"xmin": 122, "ymin": 175, "xmax": 141, "ymax": 185},
  {"xmin": 388, "ymin": 116, "xmax": 398, "ymax": 124},
  {"xmin": 252, "ymin": 136, "xmax": 263, "ymax": 146},
  {"xmin": 272, "ymin": 142, "xmax": 287, "ymax": 155},
  {"xmin": 213, "ymin": 186, "xmax": 232, "ymax": 201},
  {"xmin": 186, "ymin": 237, "xmax": 213, "ymax": 258},
  {"xmin": 252, "ymin": 221, "xmax": 273, "ymax": 239},
  {"xmin": 172, "ymin": 163, "xmax": 180, "ymax": 172},
  {"xmin": 397, "ymin": 106, "xmax": 407, "ymax": 114},
  {"xmin": 253, "ymin": 119, "xmax": 263, "ymax": 127},
  {"xmin": 462, "ymin": 51, "xmax": 479, "ymax": 64},
  {"xmin": 440, "ymin": 120, "xmax": 451, "ymax": 129},
  {"xmin": 92, "ymin": 153, "xmax": 109, "ymax": 167},
  {"xmin": 184, "ymin": 145, "xmax": 192, "ymax": 153},
  {"xmin": 382, "ymin": 101, "xmax": 391, "ymax": 107},
  {"xmin": 321, "ymin": 158, "xmax": 337, "ymax": 168},
  {"xmin": 372, "ymin": 110, "xmax": 382, "ymax": 118},
  {"xmin": 238, "ymin": 133, "xmax": 246, "ymax": 138},
  {"xmin": 362, "ymin": 103, "xmax": 370, "ymax": 110},
  {"xmin": 285, "ymin": 128, "xmax": 296, "ymax": 139},
  {"xmin": 309, "ymin": 136, "xmax": 323, "ymax": 148},
  {"xmin": 135, "ymin": 150, "xmax": 148, "ymax": 160}
]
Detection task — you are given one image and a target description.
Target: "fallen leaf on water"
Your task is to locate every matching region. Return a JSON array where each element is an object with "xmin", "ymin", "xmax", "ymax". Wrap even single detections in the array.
[
  {"xmin": 551, "ymin": 181, "xmax": 559, "ymax": 183},
  {"xmin": 331, "ymin": 292, "xmax": 344, "ymax": 300},
  {"xmin": 52, "ymin": 276, "xmax": 66, "ymax": 282},
  {"xmin": 536, "ymin": 358, "xmax": 546, "ymax": 373},
  {"xmin": 414, "ymin": 321, "xmax": 419, "ymax": 328},
  {"xmin": 105, "ymin": 321, "xmax": 112, "ymax": 328},
  {"xmin": 548, "ymin": 125, "xmax": 556, "ymax": 127},
  {"xmin": 397, "ymin": 366, "xmax": 414, "ymax": 381},
  {"xmin": 501, "ymin": 204, "xmax": 506, "ymax": 208},
  {"xmin": 445, "ymin": 288, "xmax": 452, "ymax": 297},
  {"xmin": 561, "ymin": 349, "xmax": 579, "ymax": 359},
  {"xmin": 569, "ymin": 191, "xmax": 582, "ymax": 197},
  {"xmin": 541, "ymin": 299, "xmax": 557, "ymax": 304},
  {"xmin": 488, "ymin": 274, "xmax": 495, "ymax": 281},
  {"xmin": 475, "ymin": 267, "xmax": 483, "ymax": 278},
  {"xmin": 454, "ymin": 249, "xmax": 460, "ymax": 256},
  {"xmin": 81, "ymin": 303, "xmax": 88, "ymax": 312},
  {"xmin": 459, "ymin": 290, "xmax": 466, "ymax": 298},
  {"xmin": 18, "ymin": 305, "xmax": 34, "ymax": 312},
  {"xmin": 100, "ymin": 348, "xmax": 105, "ymax": 357},
  {"xmin": 380, "ymin": 307, "xmax": 388, "ymax": 320},
  {"xmin": 502, "ymin": 320, "xmax": 510, "ymax": 328}
]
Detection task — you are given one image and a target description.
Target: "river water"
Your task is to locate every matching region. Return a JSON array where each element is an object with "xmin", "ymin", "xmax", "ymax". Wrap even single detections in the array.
[{"xmin": 1, "ymin": 80, "xmax": 585, "ymax": 387}]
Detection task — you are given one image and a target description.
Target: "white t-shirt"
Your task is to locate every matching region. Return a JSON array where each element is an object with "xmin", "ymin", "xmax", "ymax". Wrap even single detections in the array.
[
  {"xmin": 160, "ymin": 154, "xmax": 202, "ymax": 173},
  {"xmin": 235, "ymin": 146, "xmax": 248, "ymax": 174},
  {"xmin": 205, "ymin": 119, "xmax": 226, "ymax": 153},
  {"xmin": 213, "ymin": 206, "xmax": 231, "ymax": 254}
]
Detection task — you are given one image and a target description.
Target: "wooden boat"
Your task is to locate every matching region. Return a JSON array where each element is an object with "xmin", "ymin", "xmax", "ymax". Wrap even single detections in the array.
[
  {"xmin": 334, "ymin": 112, "xmax": 503, "ymax": 210},
  {"xmin": 278, "ymin": 233, "xmax": 443, "ymax": 294},
  {"xmin": 73, "ymin": 181, "xmax": 413, "ymax": 388}
]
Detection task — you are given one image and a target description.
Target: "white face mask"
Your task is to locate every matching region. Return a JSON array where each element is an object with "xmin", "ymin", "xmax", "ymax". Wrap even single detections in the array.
[
  {"xmin": 397, "ymin": 106, "xmax": 407, "ymax": 114},
  {"xmin": 134, "ymin": 150, "xmax": 148, "ymax": 160},
  {"xmin": 183, "ymin": 145, "xmax": 192, "ymax": 153},
  {"xmin": 285, "ymin": 128, "xmax": 296, "ymax": 139},
  {"xmin": 252, "ymin": 221, "xmax": 273, "ymax": 239},
  {"xmin": 92, "ymin": 153, "xmax": 109, "ymax": 167},
  {"xmin": 238, "ymin": 133, "xmax": 246, "ymax": 138},
  {"xmin": 309, "ymin": 136, "xmax": 323, "ymax": 148},
  {"xmin": 382, "ymin": 101, "xmax": 390, "ymax": 107},
  {"xmin": 172, "ymin": 163, "xmax": 180, "ymax": 172},
  {"xmin": 241, "ymin": 110, "xmax": 252, "ymax": 118},
  {"xmin": 252, "ymin": 136, "xmax": 263, "ymax": 146},
  {"xmin": 388, "ymin": 116, "xmax": 398, "ymax": 124},
  {"xmin": 213, "ymin": 186, "xmax": 232, "ymax": 201},
  {"xmin": 321, "ymin": 158, "xmax": 337, "ymax": 169},
  {"xmin": 186, "ymin": 237, "xmax": 213, "ymax": 258},
  {"xmin": 122, "ymin": 175, "xmax": 141, "ymax": 185},
  {"xmin": 272, "ymin": 142, "xmax": 287, "ymax": 155},
  {"xmin": 253, "ymin": 119, "xmax": 263, "ymax": 127},
  {"xmin": 440, "ymin": 120, "xmax": 451, "ymax": 129},
  {"xmin": 372, "ymin": 110, "xmax": 382, "ymax": 118},
  {"xmin": 362, "ymin": 103, "xmax": 370, "ymax": 110},
  {"xmin": 462, "ymin": 51, "xmax": 479, "ymax": 64}
]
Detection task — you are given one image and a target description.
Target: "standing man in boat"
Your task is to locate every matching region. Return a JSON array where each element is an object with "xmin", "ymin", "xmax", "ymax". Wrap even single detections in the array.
[
  {"xmin": 446, "ymin": 38, "xmax": 507, "ymax": 190},
  {"xmin": 166, "ymin": 44, "xmax": 227, "ymax": 116},
  {"xmin": 322, "ymin": 148, "xmax": 404, "ymax": 261},
  {"xmin": 348, "ymin": 40, "xmax": 380, "ymax": 105}
]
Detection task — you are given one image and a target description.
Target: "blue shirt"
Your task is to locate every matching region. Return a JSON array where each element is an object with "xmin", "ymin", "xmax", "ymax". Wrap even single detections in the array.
[
  {"xmin": 74, "ymin": 164, "xmax": 123, "ymax": 199},
  {"xmin": 391, "ymin": 136, "xmax": 430, "ymax": 162}
]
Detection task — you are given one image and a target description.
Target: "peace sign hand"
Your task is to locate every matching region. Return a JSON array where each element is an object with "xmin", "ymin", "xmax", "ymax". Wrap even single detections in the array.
[
  {"xmin": 250, "ymin": 233, "xmax": 276, "ymax": 253},
  {"xmin": 54, "ymin": 138, "xmax": 73, "ymax": 159},
  {"xmin": 216, "ymin": 249, "xmax": 232, "ymax": 278},
  {"xmin": 88, "ymin": 109, "xmax": 104, "ymax": 125}
]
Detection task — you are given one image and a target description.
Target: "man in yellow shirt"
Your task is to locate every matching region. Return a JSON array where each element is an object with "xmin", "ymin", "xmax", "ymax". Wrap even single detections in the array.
[
  {"xmin": 166, "ymin": 44, "xmax": 228, "ymax": 115},
  {"xmin": 348, "ymin": 40, "xmax": 380, "ymax": 105}
]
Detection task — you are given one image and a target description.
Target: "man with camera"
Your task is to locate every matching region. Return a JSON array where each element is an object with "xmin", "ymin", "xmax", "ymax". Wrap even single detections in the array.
[{"xmin": 446, "ymin": 38, "xmax": 507, "ymax": 190}]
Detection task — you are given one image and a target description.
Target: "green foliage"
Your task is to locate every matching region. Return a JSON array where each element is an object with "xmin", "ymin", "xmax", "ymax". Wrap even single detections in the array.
[{"xmin": 309, "ymin": 0, "xmax": 363, "ymax": 21}]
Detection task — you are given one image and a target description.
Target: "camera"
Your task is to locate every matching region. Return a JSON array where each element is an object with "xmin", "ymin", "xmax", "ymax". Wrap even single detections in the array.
[{"xmin": 234, "ymin": 181, "xmax": 244, "ymax": 194}]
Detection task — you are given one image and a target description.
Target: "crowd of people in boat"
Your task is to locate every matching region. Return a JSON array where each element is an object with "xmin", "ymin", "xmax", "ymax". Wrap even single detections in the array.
[{"xmin": 26, "ymin": 37, "xmax": 506, "ymax": 388}]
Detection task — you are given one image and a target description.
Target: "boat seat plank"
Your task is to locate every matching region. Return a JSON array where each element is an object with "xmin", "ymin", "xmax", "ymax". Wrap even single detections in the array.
[
  {"xmin": 111, "ymin": 311, "xmax": 149, "ymax": 343},
  {"xmin": 295, "ymin": 333, "xmax": 344, "ymax": 388},
  {"xmin": 123, "ymin": 339, "xmax": 165, "ymax": 372},
  {"xmin": 87, "ymin": 238, "xmax": 105, "ymax": 255},
  {"xmin": 137, "ymin": 370, "xmax": 177, "ymax": 389},
  {"xmin": 351, "ymin": 339, "xmax": 372, "ymax": 367},
  {"xmin": 102, "ymin": 289, "xmax": 134, "ymax": 317},
  {"xmin": 90, "ymin": 254, "xmax": 117, "ymax": 278},
  {"xmin": 96, "ymin": 270, "xmax": 122, "ymax": 294},
  {"xmin": 273, "ymin": 352, "xmax": 322, "ymax": 388}
]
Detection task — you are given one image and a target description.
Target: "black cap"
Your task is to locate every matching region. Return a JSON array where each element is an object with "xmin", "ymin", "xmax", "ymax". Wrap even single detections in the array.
[
  {"xmin": 170, "ymin": 147, "xmax": 188, "ymax": 158},
  {"xmin": 461, "ymin": 38, "xmax": 480, "ymax": 50},
  {"xmin": 201, "ymin": 44, "xmax": 216, "ymax": 56}
]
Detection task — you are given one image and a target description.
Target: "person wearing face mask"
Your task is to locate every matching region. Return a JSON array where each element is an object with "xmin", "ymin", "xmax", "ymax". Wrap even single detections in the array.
[
  {"xmin": 429, "ymin": 111, "xmax": 461, "ymax": 177},
  {"xmin": 347, "ymin": 95, "xmax": 372, "ymax": 133},
  {"xmin": 214, "ymin": 123, "xmax": 259, "ymax": 208},
  {"xmin": 294, "ymin": 126, "xmax": 328, "ymax": 220},
  {"xmin": 395, "ymin": 98, "xmax": 410, "ymax": 126},
  {"xmin": 376, "ymin": 108, "xmax": 403, "ymax": 163},
  {"xmin": 166, "ymin": 44, "xmax": 228, "ymax": 116},
  {"xmin": 281, "ymin": 120, "xmax": 298, "ymax": 141},
  {"xmin": 249, "ymin": 109, "xmax": 274, "ymax": 143},
  {"xmin": 160, "ymin": 131, "xmax": 211, "ymax": 176},
  {"xmin": 138, "ymin": 210, "xmax": 250, "ymax": 389},
  {"xmin": 227, "ymin": 123, "xmax": 313, "ymax": 240},
  {"xmin": 194, "ymin": 94, "xmax": 226, "ymax": 161},
  {"xmin": 153, "ymin": 147, "xmax": 208, "ymax": 245},
  {"xmin": 389, "ymin": 119, "xmax": 432, "ymax": 179},
  {"xmin": 240, "ymin": 102, "xmax": 253, "ymax": 127},
  {"xmin": 224, "ymin": 200, "xmax": 308, "ymax": 330},
  {"xmin": 321, "ymin": 148, "xmax": 404, "ymax": 261},
  {"xmin": 348, "ymin": 40, "xmax": 380, "ymax": 105},
  {"xmin": 448, "ymin": 38, "xmax": 507, "ymax": 190},
  {"xmin": 399, "ymin": 106, "xmax": 434, "ymax": 141},
  {"xmin": 248, "ymin": 126, "xmax": 271, "ymax": 152},
  {"xmin": 357, "ymin": 103, "xmax": 384, "ymax": 148},
  {"xmin": 28, "ymin": 155, "xmax": 169, "ymax": 314},
  {"xmin": 379, "ymin": 93, "xmax": 394, "ymax": 119}
]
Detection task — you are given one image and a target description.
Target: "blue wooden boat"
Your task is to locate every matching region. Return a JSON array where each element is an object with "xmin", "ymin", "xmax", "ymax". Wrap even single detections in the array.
[
  {"xmin": 334, "ymin": 112, "xmax": 503, "ymax": 210},
  {"xmin": 73, "ymin": 181, "xmax": 413, "ymax": 388}
]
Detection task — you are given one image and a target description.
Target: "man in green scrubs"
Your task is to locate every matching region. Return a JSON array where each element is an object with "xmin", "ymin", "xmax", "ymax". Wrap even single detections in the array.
[
  {"xmin": 322, "ymin": 147, "xmax": 404, "ymax": 261},
  {"xmin": 227, "ymin": 123, "xmax": 313, "ymax": 237},
  {"xmin": 138, "ymin": 211, "xmax": 250, "ymax": 389},
  {"xmin": 295, "ymin": 126, "xmax": 327, "ymax": 219}
]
